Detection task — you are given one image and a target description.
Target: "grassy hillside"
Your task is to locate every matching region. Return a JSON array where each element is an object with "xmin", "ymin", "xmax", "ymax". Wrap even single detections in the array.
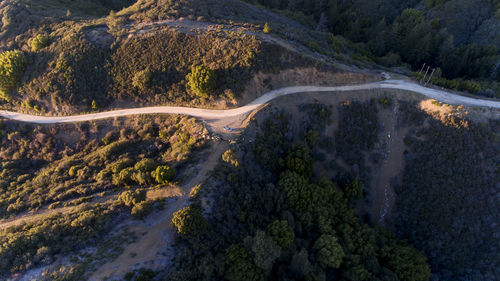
[{"xmin": 0, "ymin": 114, "xmax": 207, "ymax": 277}]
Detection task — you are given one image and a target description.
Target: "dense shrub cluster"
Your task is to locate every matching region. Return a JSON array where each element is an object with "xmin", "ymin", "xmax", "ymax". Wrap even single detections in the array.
[
  {"xmin": 0, "ymin": 115, "xmax": 206, "ymax": 218},
  {"xmin": 0, "ymin": 205, "xmax": 115, "ymax": 274},
  {"xmin": 395, "ymin": 107, "xmax": 500, "ymax": 280}
]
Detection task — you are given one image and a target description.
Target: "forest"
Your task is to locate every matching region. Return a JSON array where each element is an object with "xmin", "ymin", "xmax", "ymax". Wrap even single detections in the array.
[
  {"xmin": 164, "ymin": 105, "xmax": 430, "ymax": 281},
  {"xmin": 246, "ymin": 0, "xmax": 500, "ymax": 96}
]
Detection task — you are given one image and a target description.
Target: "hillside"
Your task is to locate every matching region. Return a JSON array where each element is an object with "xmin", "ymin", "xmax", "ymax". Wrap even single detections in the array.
[
  {"xmin": 0, "ymin": 0, "xmax": 499, "ymax": 280},
  {"xmin": 248, "ymin": 0, "xmax": 500, "ymax": 97}
]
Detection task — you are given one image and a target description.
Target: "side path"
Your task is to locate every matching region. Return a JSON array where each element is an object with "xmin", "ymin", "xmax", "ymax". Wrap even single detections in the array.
[{"xmin": 1, "ymin": 80, "xmax": 500, "ymax": 124}]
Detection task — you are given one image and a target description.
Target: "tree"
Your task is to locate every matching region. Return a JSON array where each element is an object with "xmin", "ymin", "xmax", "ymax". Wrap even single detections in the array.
[
  {"xmin": 154, "ymin": 165, "xmax": 176, "ymax": 184},
  {"xmin": 379, "ymin": 243, "xmax": 431, "ymax": 281},
  {"xmin": 278, "ymin": 170, "xmax": 312, "ymax": 211},
  {"xmin": 344, "ymin": 178, "xmax": 364, "ymax": 201},
  {"xmin": 28, "ymin": 34, "xmax": 49, "ymax": 52},
  {"xmin": 132, "ymin": 68, "xmax": 152, "ymax": 90},
  {"xmin": 285, "ymin": 145, "xmax": 313, "ymax": 178},
  {"xmin": 313, "ymin": 234, "xmax": 345, "ymax": 269},
  {"xmin": 223, "ymin": 244, "xmax": 266, "ymax": 281},
  {"xmin": 186, "ymin": 64, "xmax": 216, "ymax": 97},
  {"xmin": 91, "ymin": 100, "xmax": 98, "ymax": 111},
  {"xmin": 263, "ymin": 23, "xmax": 270, "ymax": 34},
  {"xmin": 266, "ymin": 220, "xmax": 295, "ymax": 248},
  {"xmin": 243, "ymin": 230, "xmax": 281, "ymax": 272},
  {"xmin": 0, "ymin": 50, "xmax": 27, "ymax": 100},
  {"xmin": 171, "ymin": 205, "xmax": 207, "ymax": 238},
  {"xmin": 222, "ymin": 149, "xmax": 239, "ymax": 167},
  {"xmin": 118, "ymin": 189, "xmax": 146, "ymax": 207},
  {"xmin": 289, "ymin": 248, "xmax": 313, "ymax": 277},
  {"xmin": 131, "ymin": 201, "xmax": 153, "ymax": 219}
]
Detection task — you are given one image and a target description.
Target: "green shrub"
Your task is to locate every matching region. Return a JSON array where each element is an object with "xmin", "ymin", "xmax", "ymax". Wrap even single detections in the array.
[
  {"xmin": 118, "ymin": 189, "xmax": 146, "ymax": 207},
  {"xmin": 134, "ymin": 158, "xmax": 156, "ymax": 172},
  {"xmin": 186, "ymin": 64, "xmax": 216, "ymax": 98},
  {"xmin": 171, "ymin": 205, "xmax": 207, "ymax": 238},
  {"xmin": 131, "ymin": 201, "xmax": 153, "ymax": 219},
  {"xmin": 132, "ymin": 68, "xmax": 152, "ymax": 90},
  {"xmin": 154, "ymin": 165, "xmax": 176, "ymax": 184},
  {"xmin": 222, "ymin": 149, "xmax": 239, "ymax": 167},
  {"xmin": 28, "ymin": 34, "xmax": 50, "ymax": 52},
  {"xmin": 0, "ymin": 50, "xmax": 27, "ymax": 99}
]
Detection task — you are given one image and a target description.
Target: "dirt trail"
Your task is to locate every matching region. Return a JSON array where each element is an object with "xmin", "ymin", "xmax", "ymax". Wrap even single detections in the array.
[
  {"xmin": 0, "ymin": 194, "xmax": 115, "ymax": 230},
  {"xmin": 89, "ymin": 141, "xmax": 227, "ymax": 281},
  {"xmin": 370, "ymin": 101, "xmax": 407, "ymax": 224}
]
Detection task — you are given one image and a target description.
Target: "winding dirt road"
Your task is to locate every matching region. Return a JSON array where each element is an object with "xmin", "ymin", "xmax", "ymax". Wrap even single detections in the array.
[{"xmin": 1, "ymin": 80, "xmax": 499, "ymax": 124}]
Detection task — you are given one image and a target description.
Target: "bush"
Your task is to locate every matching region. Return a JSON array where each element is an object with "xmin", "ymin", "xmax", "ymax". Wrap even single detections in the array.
[
  {"xmin": 28, "ymin": 34, "xmax": 50, "ymax": 52},
  {"xmin": 222, "ymin": 149, "xmax": 239, "ymax": 167},
  {"xmin": 186, "ymin": 64, "xmax": 216, "ymax": 98},
  {"xmin": 154, "ymin": 165, "xmax": 176, "ymax": 184},
  {"xmin": 171, "ymin": 205, "xmax": 207, "ymax": 238},
  {"xmin": 131, "ymin": 201, "xmax": 153, "ymax": 219},
  {"xmin": 0, "ymin": 50, "xmax": 27, "ymax": 99},
  {"xmin": 132, "ymin": 68, "xmax": 152, "ymax": 90}
]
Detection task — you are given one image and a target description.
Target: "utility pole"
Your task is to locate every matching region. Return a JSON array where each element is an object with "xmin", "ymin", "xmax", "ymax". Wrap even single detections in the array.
[
  {"xmin": 425, "ymin": 68, "xmax": 435, "ymax": 86},
  {"xmin": 418, "ymin": 63, "xmax": 426, "ymax": 74},
  {"xmin": 421, "ymin": 66, "xmax": 430, "ymax": 84}
]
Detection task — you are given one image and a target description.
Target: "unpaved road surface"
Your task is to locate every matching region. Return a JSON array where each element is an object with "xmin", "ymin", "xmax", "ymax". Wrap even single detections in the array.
[
  {"xmin": 89, "ymin": 142, "xmax": 227, "ymax": 281},
  {"xmin": 1, "ymin": 80, "xmax": 500, "ymax": 125}
]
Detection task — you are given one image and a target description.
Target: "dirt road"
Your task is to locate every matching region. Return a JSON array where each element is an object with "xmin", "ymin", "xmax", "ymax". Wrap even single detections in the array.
[
  {"xmin": 1, "ymin": 80, "xmax": 499, "ymax": 126},
  {"xmin": 89, "ymin": 142, "xmax": 227, "ymax": 281}
]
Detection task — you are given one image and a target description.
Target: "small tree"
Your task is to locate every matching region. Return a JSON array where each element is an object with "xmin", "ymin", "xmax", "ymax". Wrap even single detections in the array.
[
  {"xmin": 263, "ymin": 23, "xmax": 270, "ymax": 34},
  {"xmin": 222, "ymin": 149, "xmax": 239, "ymax": 167},
  {"xmin": 171, "ymin": 205, "xmax": 207, "ymax": 238},
  {"xmin": 313, "ymin": 234, "xmax": 345, "ymax": 269},
  {"xmin": 0, "ymin": 50, "xmax": 27, "ymax": 100},
  {"xmin": 186, "ymin": 64, "xmax": 216, "ymax": 98},
  {"xmin": 91, "ymin": 100, "xmax": 98, "ymax": 111},
  {"xmin": 266, "ymin": 220, "xmax": 295, "ymax": 248},
  {"xmin": 28, "ymin": 34, "xmax": 49, "ymax": 52},
  {"xmin": 344, "ymin": 178, "xmax": 364, "ymax": 201},
  {"xmin": 154, "ymin": 165, "xmax": 176, "ymax": 184},
  {"xmin": 132, "ymin": 68, "xmax": 152, "ymax": 90}
]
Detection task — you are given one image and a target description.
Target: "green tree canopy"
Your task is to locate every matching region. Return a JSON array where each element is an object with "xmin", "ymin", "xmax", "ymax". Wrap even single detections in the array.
[
  {"xmin": 266, "ymin": 220, "xmax": 295, "ymax": 248},
  {"xmin": 344, "ymin": 178, "xmax": 364, "ymax": 201},
  {"xmin": 186, "ymin": 64, "xmax": 216, "ymax": 98},
  {"xmin": 379, "ymin": 243, "xmax": 431, "ymax": 281},
  {"xmin": 132, "ymin": 68, "xmax": 152, "ymax": 90},
  {"xmin": 313, "ymin": 234, "xmax": 345, "ymax": 269},
  {"xmin": 243, "ymin": 230, "xmax": 282, "ymax": 273},
  {"xmin": 222, "ymin": 149, "xmax": 239, "ymax": 167},
  {"xmin": 154, "ymin": 165, "xmax": 176, "ymax": 184},
  {"xmin": 0, "ymin": 50, "xmax": 27, "ymax": 99},
  {"xmin": 278, "ymin": 170, "xmax": 312, "ymax": 211},
  {"xmin": 171, "ymin": 205, "xmax": 207, "ymax": 238},
  {"xmin": 223, "ymin": 244, "xmax": 266, "ymax": 281}
]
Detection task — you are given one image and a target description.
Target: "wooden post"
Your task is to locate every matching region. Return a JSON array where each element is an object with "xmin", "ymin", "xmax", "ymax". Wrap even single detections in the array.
[
  {"xmin": 418, "ymin": 63, "xmax": 426, "ymax": 74},
  {"xmin": 425, "ymin": 68, "xmax": 435, "ymax": 86},
  {"xmin": 421, "ymin": 66, "xmax": 430, "ymax": 84}
]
